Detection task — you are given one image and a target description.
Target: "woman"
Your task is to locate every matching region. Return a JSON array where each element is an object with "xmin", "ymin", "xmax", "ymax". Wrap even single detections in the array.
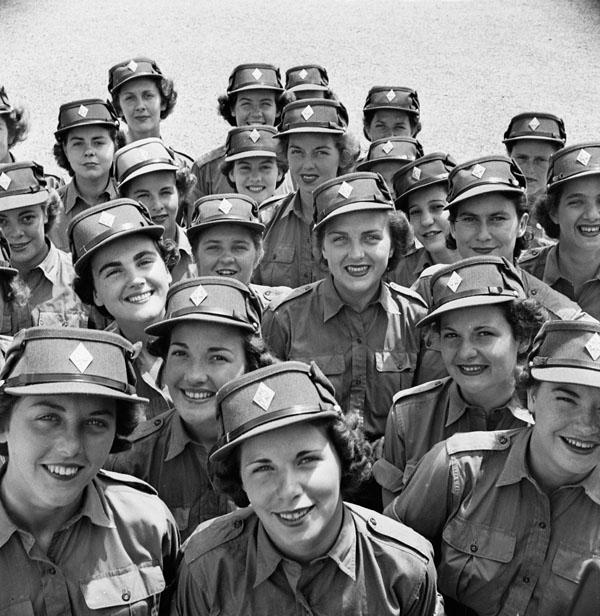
[
  {"xmin": 114, "ymin": 137, "xmax": 196, "ymax": 282},
  {"xmin": 520, "ymin": 142, "xmax": 600, "ymax": 320},
  {"xmin": 0, "ymin": 86, "xmax": 28, "ymax": 164},
  {"xmin": 108, "ymin": 56, "xmax": 193, "ymax": 166},
  {"xmin": 362, "ymin": 86, "xmax": 421, "ymax": 143},
  {"xmin": 0, "ymin": 233, "xmax": 27, "ymax": 345},
  {"xmin": 374, "ymin": 256, "xmax": 547, "ymax": 506},
  {"xmin": 50, "ymin": 98, "xmax": 120, "ymax": 251},
  {"xmin": 107, "ymin": 276, "xmax": 270, "ymax": 540},
  {"xmin": 68, "ymin": 198, "xmax": 175, "ymax": 418},
  {"xmin": 253, "ymin": 98, "xmax": 359, "ymax": 288},
  {"xmin": 283, "ymin": 63, "xmax": 331, "ymax": 100},
  {"xmin": 388, "ymin": 152, "xmax": 459, "ymax": 287},
  {"xmin": 188, "ymin": 193, "xmax": 290, "ymax": 309},
  {"xmin": 172, "ymin": 360, "xmax": 438, "ymax": 615},
  {"xmin": 385, "ymin": 319, "xmax": 600, "ymax": 616},
  {"xmin": 0, "ymin": 161, "xmax": 88, "ymax": 331},
  {"xmin": 0, "ymin": 326, "xmax": 178, "ymax": 614}
]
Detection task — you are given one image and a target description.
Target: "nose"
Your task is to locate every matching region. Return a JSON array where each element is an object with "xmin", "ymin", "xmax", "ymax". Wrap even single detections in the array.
[
  {"xmin": 456, "ymin": 337, "xmax": 478, "ymax": 361},
  {"xmin": 186, "ymin": 359, "xmax": 209, "ymax": 384},
  {"xmin": 584, "ymin": 201, "xmax": 600, "ymax": 220},
  {"xmin": 248, "ymin": 105, "xmax": 263, "ymax": 122},
  {"xmin": 348, "ymin": 238, "xmax": 365, "ymax": 260},
  {"xmin": 475, "ymin": 220, "xmax": 492, "ymax": 242},
  {"xmin": 218, "ymin": 248, "xmax": 235, "ymax": 263},
  {"xmin": 421, "ymin": 209, "xmax": 435, "ymax": 227},
  {"xmin": 146, "ymin": 195, "xmax": 163, "ymax": 215},
  {"xmin": 4, "ymin": 222, "xmax": 22, "ymax": 240},
  {"xmin": 55, "ymin": 425, "xmax": 84, "ymax": 458},
  {"xmin": 277, "ymin": 466, "xmax": 303, "ymax": 502}
]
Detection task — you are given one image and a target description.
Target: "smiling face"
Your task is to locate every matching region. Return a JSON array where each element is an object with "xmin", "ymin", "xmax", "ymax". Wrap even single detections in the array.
[
  {"xmin": 439, "ymin": 304, "xmax": 521, "ymax": 408},
  {"xmin": 0, "ymin": 204, "xmax": 48, "ymax": 271},
  {"xmin": 321, "ymin": 210, "xmax": 392, "ymax": 310},
  {"xmin": 0, "ymin": 394, "xmax": 116, "ymax": 523},
  {"xmin": 63, "ymin": 125, "xmax": 115, "ymax": 183},
  {"xmin": 163, "ymin": 321, "xmax": 246, "ymax": 445},
  {"xmin": 123, "ymin": 171, "xmax": 179, "ymax": 241},
  {"xmin": 552, "ymin": 175, "xmax": 600, "ymax": 254},
  {"xmin": 366, "ymin": 109, "xmax": 412, "ymax": 141},
  {"xmin": 117, "ymin": 77, "xmax": 164, "ymax": 140},
  {"xmin": 0, "ymin": 115, "xmax": 10, "ymax": 163},
  {"xmin": 228, "ymin": 157, "xmax": 281, "ymax": 204},
  {"xmin": 91, "ymin": 234, "xmax": 171, "ymax": 330},
  {"xmin": 529, "ymin": 381, "xmax": 600, "ymax": 491},
  {"xmin": 450, "ymin": 194, "xmax": 528, "ymax": 261},
  {"xmin": 509, "ymin": 139, "xmax": 557, "ymax": 198},
  {"xmin": 240, "ymin": 421, "xmax": 343, "ymax": 563},
  {"xmin": 407, "ymin": 183, "xmax": 451, "ymax": 254},
  {"xmin": 231, "ymin": 90, "xmax": 277, "ymax": 126}
]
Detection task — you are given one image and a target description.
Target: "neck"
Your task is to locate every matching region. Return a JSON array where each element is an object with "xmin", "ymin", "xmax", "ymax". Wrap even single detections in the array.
[
  {"xmin": 427, "ymin": 246, "xmax": 459, "ymax": 265},
  {"xmin": 118, "ymin": 319, "xmax": 155, "ymax": 345},
  {"xmin": 181, "ymin": 414, "xmax": 218, "ymax": 450},
  {"xmin": 556, "ymin": 242, "xmax": 600, "ymax": 289},
  {"xmin": 74, "ymin": 175, "xmax": 110, "ymax": 205},
  {"xmin": 333, "ymin": 278, "xmax": 381, "ymax": 313},
  {"xmin": 459, "ymin": 378, "xmax": 514, "ymax": 413},
  {"xmin": 128, "ymin": 127, "xmax": 160, "ymax": 142},
  {"xmin": 0, "ymin": 151, "xmax": 11, "ymax": 164},
  {"xmin": 13, "ymin": 241, "xmax": 50, "ymax": 275}
]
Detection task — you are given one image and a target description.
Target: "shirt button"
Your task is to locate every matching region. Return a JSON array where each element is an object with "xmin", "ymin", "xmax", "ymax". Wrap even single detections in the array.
[
  {"xmin": 352, "ymin": 379, "xmax": 361, "ymax": 386},
  {"xmin": 470, "ymin": 544, "xmax": 478, "ymax": 553},
  {"xmin": 523, "ymin": 576, "xmax": 530, "ymax": 584},
  {"xmin": 122, "ymin": 591, "xmax": 131, "ymax": 601},
  {"xmin": 499, "ymin": 436, "xmax": 508, "ymax": 445},
  {"xmin": 539, "ymin": 522, "xmax": 547, "ymax": 529},
  {"xmin": 154, "ymin": 419, "xmax": 161, "ymax": 426},
  {"xmin": 48, "ymin": 567, "xmax": 56, "ymax": 575},
  {"xmin": 233, "ymin": 520, "xmax": 243, "ymax": 528},
  {"xmin": 356, "ymin": 338, "xmax": 362, "ymax": 343},
  {"xmin": 530, "ymin": 289, "xmax": 537, "ymax": 296},
  {"xmin": 369, "ymin": 518, "xmax": 377, "ymax": 526}
]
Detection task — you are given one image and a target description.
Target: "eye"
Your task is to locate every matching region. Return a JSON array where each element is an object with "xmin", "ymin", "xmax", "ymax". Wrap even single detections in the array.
[
  {"xmin": 441, "ymin": 331, "xmax": 458, "ymax": 340},
  {"xmin": 251, "ymin": 464, "xmax": 273, "ymax": 474},
  {"xmin": 299, "ymin": 454, "xmax": 320, "ymax": 465},
  {"xmin": 209, "ymin": 353, "xmax": 230, "ymax": 363},
  {"xmin": 365, "ymin": 232, "xmax": 382, "ymax": 242},
  {"xmin": 85, "ymin": 417, "xmax": 111, "ymax": 429},
  {"xmin": 169, "ymin": 348, "xmax": 187, "ymax": 358},
  {"xmin": 36, "ymin": 413, "xmax": 60, "ymax": 423},
  {"xmin": 457, "ymin": 215, "xmax": 475, "ymax": 224}
]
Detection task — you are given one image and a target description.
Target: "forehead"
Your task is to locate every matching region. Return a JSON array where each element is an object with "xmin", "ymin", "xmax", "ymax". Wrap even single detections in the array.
[
  {"xmin": 0, "ymin": 204, "xmax": 43, "ymax": 218},
  {"xmin": 169, "ymin": 320, "xmax": 244, "ymax": 347},
  {"xmin": 198, "ymin": 223, "xmax": 255, "ymax": 243},
  {"xmin": 560, "ymin": 174, "xmax": 600, "ymax": 198},
  {"xmin": 65, "ymin": 125, "xmax": 112, "ymax": 141},
  {"xmin": 455, "ymin": 193, "xmax": 519, "ymax": 216},
  {"xmin": 439, "ymin": 303, "xmax": 510, "ymax": 329},
  {"xmin": 91, "ymin": 234, "xmax": 159, "ymax": 269},
  {"xmin": 325, "ymin": 210, "xmax": 390, "ymax": 233},
  {"xmin": 12, "ymin": 393, "xmax": 116, "ymax": 415},
  {"xmin": 369, "ymin": 109, "xmax": 411, "ymax": 125},
  {"xmin": 407, "ymin": 183, "xmax": 448, "ymax": 207},
  {"xmin": 510, "ymin": 139, "xmax": 557, "ymax": 157},
  {"xmin": 126, "ymin": 170, "xmax": 176, "ymax": 191},
  {"xmin": 234, "ymin": 156, "xmax": 275, "ymax": 166},
  {"xmin": 536, "ymin": 380, "xmax": 600, "ymax": 404},
  {"xmin": 119, "ymin": 77, "xmax": 160, "ymax": 96},
  {"xmin": 288, "ymin": 133, "xmax": 336, "ymax": 149},
  {"xmin": 234, "ymin": 89, "xmax": 276, "ymax": 103}
]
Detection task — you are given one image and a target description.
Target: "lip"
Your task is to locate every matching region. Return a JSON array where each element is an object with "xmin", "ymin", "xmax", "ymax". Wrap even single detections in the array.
[
  {"xmin": 471, "ymin": 246, "xmax": 497, "ymax": 255},
  {"xmin": 457, "ymin": 364, "xmax": 487, "ymax": 376},
  {"xmin": 344, "ymin": 264, "xmax": 370, "ymax": 277},
  {"xmin": 215, "ymin": 268, "xmax": 238, "ymax": 276},
  {"xmin": 273, "ymin": 505, "xmax": 314, "ymax": 525},
  {"xmin": 124, "ymin": 289, "xmax": 154, "ymax": 304},
  {"xmin": 299, "ymin": 174, "xmax": 319, "ymax": 185},
  {"xmin": 151, "ymin": 215, "xmax": 168, "ymax": 225},
  {"xmin": 560, "ymin": 436, "xmax": 600, "ymax": 455},
  {"xmin": 577, "ymin": 224, "xmax": 600, "ymax": 237},
  {"xmin": 245, "ymin": 185, "xmax": 266, "ymax": 193},
  {"xmin": 180, "ymin": 389, "xmax": 215, "ymax": 402},
  {"xmin": 422, "ymin": 230, "xmax": 442, "ymax": 238},
  {"xmin": 43, "ymin": 463, "xmax": 83, "ymax": 481},
  {"xmin": 9, "ymin": 241, "xmax": 30, "ymax": 252}
]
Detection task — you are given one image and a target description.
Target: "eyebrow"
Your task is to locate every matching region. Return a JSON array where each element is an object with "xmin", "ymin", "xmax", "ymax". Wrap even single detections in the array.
[{"xmin": 552, "ymin": 385, "xmax": 580, "ymax": 398}]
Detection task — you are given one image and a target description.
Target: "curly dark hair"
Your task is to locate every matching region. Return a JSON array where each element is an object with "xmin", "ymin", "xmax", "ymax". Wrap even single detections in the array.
[
  {"xmin": 73, "ymin": 237, "xmax": 178, "ymax": 318},
  {"xmin": 44, "ymin": 188, "xmax": 62, "ymax": 235},
  {"xmin": 447, "ymin": 192, "xmax": 530, "ymax": 259},
  {"xmin": 52, "ymin": 126, "xmax": 121, "ymax": 177},
  {"xmin": 362, "ymin": 110, "xmax": 422, "ymax": 141},
  {"xmin": 217, "ymin": 90, "xmax": 285, "ymax": 127},
  {"xmin": 0, "ymin": 392, "xmax": 144, "ymax": 455},
  {"xmin": 1, "ymin": 105, "xmax": 30, "ymax": 149},
  {"xmin": 220, "ymin": 155, "xmax": 289, "ymax": 190},
  {"xmin": 314, "ymin": 209, "xmax": 411, "ymax": 273},
  {"xmin": 534, "ymin": 190, "xmax": 561, "ymax": 239},
  {"xmin": 209, "ymin": 409, "xmax": 373, "ymax": 507},
  {"xmin": 111, "ymin": 76, "xmax": 177, "ymax": 121}
]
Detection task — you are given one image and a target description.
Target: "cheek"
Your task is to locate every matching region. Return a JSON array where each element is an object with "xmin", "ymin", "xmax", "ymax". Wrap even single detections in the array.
[{"xmin": 163, "ymin": 359, "xmax": 185, "ymax": 390}]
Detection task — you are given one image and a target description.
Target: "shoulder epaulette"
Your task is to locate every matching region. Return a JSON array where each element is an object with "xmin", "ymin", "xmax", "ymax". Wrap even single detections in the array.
[
  {"xmin": 251, "ymin": 284, "xmax": 292, "ymax": 310},
  {"xmin": 518, "ymin": 247, "xmax": 545, "ymax": 263},
  {"xmin": 96, "ymin": 469, "xmax": 158, "ymax": 495},
  {"xmin": 169, "ymin": 146, "xmax": 195, "ymax": 167},
  {"xmin": 193, "ymin": 145, "xmax": 227, "ymax": 167},
  {"xmin": 419, "ymin": 263, "xmax": 445, "ymax": 279},
  {"xmin": 388, "ymin": 281, "xmax": 428, "ymax": 306},
  {"xmin": 184, "ymin": 507, "xmax": 254, "ymax": 563},
  {"xmin": 445, "ymin": 428, "xmax": 522, "ymax": 455},
  {"xmin": 258, "ymin": 194, "xmax": 286, "ymax": 225},
  {"xmin": 392, "ymin": 378, "xmax": 448, "ymax": 404},
  {"xmin": 125, "ymin": 408, "xmax": 174, "ymax": 443},
  {"xmin": 268, "ymin": 282, "xmax": 316, "ymax": 310}
]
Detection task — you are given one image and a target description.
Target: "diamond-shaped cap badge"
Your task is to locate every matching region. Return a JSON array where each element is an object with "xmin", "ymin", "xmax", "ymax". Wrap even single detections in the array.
[
  {"xmin": 385, "ymin": 89, "xmax": 396, "ymax": 102},
  {"xmin": 446, "ymin": 271, "xmax": 463, "ymax": 293},
  {"xmin": 381, "ymin": 141, "xmax": 394, "ymax": 154},
  {"xmin": 585, "ymin": 332, "xmax": 600, "ymax": 361},
  {"xmin": 298, "ymin": 68, "xmax": 308, "ymax": 80},
  {"xmin": 248, "ymin": 128, "xmax": 260, "ymax": 143},
  {"xmin": 253, "ymin": 382, "xmax": 275, "ymax": 411},
  {"xmin": 189, "ymin": 285, "xmax": 208, "ymax": 306},
  {"xmin": 337, "ymin": 181, "xmax": 353, "ymax": 198},
  {"xmin": 412, "ymin": 167, "xmax": 422, "ymax": 180},
  {"xmin": 219, "ymin": 198, "xmax": 233, "ymax": 214},
  {"xmin": 471, "ymin": 164, "xmax": 486, "ymax": 179},
  {"xmin": 252, "ymin": 68, "xmax": 262, "ymax": 80},
  {"xmin": 126, "ymin": 60, "xmax": 138, "ymax": 72},
  {"xmin": 0, "ymin": 172, "xmax": 11, "ymax": 191},
  {"xmin": 78, "ymin": 104, "xmax": 89, "ymax": 118},
  {"xmin": 577, "ymin": 149, "xmax": 591, "ymax": 166},
  {"xmin": 98, "ymin": 211, "xmax": 115, "ymax": 228},
  {"xmin": 69, "ymin": 343, "xmax": 93, "ymax": 373},
  {"xmin": 301, "ymin": 105, "xmax": 314, "ymax": 121},
  {"xmin": 528, "ymin": 117, "xmax": 540, "ymax": 131}
]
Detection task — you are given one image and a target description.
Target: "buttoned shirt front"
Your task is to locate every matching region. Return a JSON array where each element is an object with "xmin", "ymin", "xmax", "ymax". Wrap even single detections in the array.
[
  {"xmin": 172, "ymin": 503, "xmax": 437, "ymax": 616},
  {"xmin": 386, "ymin": 428, "xmax": 600, "ymax": 616},
  {"xmin": 106, "ymin": 409, "xmax": 234, "ymax": 541},
  {"xmin": 0, "ymin": 469, "xmax": 179, "ymax": 616}
]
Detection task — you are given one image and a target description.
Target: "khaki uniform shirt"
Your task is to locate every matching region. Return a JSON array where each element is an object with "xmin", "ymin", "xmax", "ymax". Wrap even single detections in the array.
[
  {"xmin": 374, "ymin": 377, "xmax": 533, "ymax": 504},
  {"xmin": 519, "ymin": 244, "xmax": 600, "ymax": 321},
  {"xmin": 387, "ymin": 246, "xmax": 434, "ymax": 288},
  {"xmin": 262, "ymin": 277, "xmax": 445, "ymax": 438},
  {"xmin": 171, "ymin": 503, "xmax": 437, "ymax": 616},
  {"xmin": 106, "ymin": 409, "xmax": 234, "ymax": 541},
  {"xmin": 0, "ymin": 469, "xmax": 179, "ymax": 616},
  {"xmin": 170, "ymin": 225, "xmax": 197, "ymax": 283},
  {"xmin": 385, "ymin": 428, "xmax": 600, "ymax": 616}
]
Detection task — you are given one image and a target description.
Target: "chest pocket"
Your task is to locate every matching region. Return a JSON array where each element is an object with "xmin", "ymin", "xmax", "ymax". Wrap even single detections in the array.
[
  {"xmin": 0, "ymin": 601, "xmax": 34, "ymax": 616},
  {"xmin": 268, "ymin": 245, "xmax": 295, "ymax": 264},
  {"xmin": 375, "ymin": 350, "xmax": 416, "ymax": 373},
  {"xmin": 81, "ymin": 564, "xmax": 164, "ymax": 615},
  {"xmin": 440, "ymin": 516, "xmax": 516, "ymax": 603},
  {"xmin": 308, "ymin": 354, "xmax": 345, "ymax": 376},
  {"xmin": 552, "ymin": 544, "xmax": 597, "ymax": 583}
]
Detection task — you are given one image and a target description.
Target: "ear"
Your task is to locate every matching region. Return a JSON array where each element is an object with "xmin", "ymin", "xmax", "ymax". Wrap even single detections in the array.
[
  {"xmin": 92, "ymin": 285, "xmax": 104, "ymax": 308},
  {"xmin": 41, "ymin": 204, "xmax": 48, "ymax": 225},
  {"xmin": 526, "ymin": 386, "xmax": 537, "ymax": 416},
  {"xmin": 517, "ymin": 212, "xmax": 529, "ymax": 238},
  {"xmin": 517, "ymin": 337, "xmax": 531, "ymax": 357},
  {"xmin": 228, "ymin": 168, "xmax": 237, "ymax": 185}
]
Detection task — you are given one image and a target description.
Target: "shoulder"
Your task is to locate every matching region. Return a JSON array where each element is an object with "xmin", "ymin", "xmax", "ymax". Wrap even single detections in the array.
[
  {"xmin": 268, "ymin": 281, "xmax": 320, "ymax": 311},
  {"xmin": 392, "ymin": 377, "xmax": 449, "ymax": 405},
  {"xmin": 96, "ymin": 468, "xmax": 158, "ymax": 496},
  {"xmin": 126, "ymin": 408, "xmax": 175, "ymax": 443},
  {"xmin": 250, "ymin": 284, "xmax": 292, "ymax": 309},
  {"xmin": 387, "ymin": 281, "xmax": 428, "ymax": 308},
  {"xmin": 182, "ymin": 507, "xmax": 256, "ymax": 564},
  {"xmin": 193, "ymin": 145, "xmax": 227, "ymax": 168},
  {"xmin": 445, "ymin": 428, "xmax": 523, "ymax": 456},
  {"xmin": 258, "ymin": 194, "xmax": 286, "ymax": 225},
  {"xmin": 518, "ymin": 245, "xmax": 551, "ymax": 265}
]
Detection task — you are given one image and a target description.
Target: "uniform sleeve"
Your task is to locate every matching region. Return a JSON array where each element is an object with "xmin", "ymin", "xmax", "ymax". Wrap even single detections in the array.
[
  {"xmin": 400, "ymin": 552, "xmax": 439, "ymax": 616},
  {"xmin": 261, "ymin": 308, "xmax": 291, "ymax": 360},
  {"xmin": 169, "ymin": 556, "xmax": 211, "ymax": 616},
  {"xmin": 375, "ymin": 403, "xmax": 408, "ymax": 508},
  {"xmin": 414, "ymin": 328, "xmax": 448, "ymax": 385},
  {"xmin": 159, "ymin": 505, "xmax": 181, "ymax": 616}
]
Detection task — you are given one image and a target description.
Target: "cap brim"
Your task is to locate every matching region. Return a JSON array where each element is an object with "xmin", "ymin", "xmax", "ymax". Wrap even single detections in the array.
[
  {"xmin": 145, "ymin": 312, "xmax": 256, "ymax": 337},
  {"xmin": 364, "ymin": 105, "xmax": 418, "ymax": 115},
  {"xmin": 395, "ymin": 176, "xmax": 448, "ymax": 212},
  {"xmin": 549, "ymin": 168, "xmax": 600, "ymax": 190},
  {"xmin": 210, "ymin": 407, "xmax": 339, "ymax": 461},
  {"xmin": 224, "ymin": 150, "xmax": 276, "ymax": 163},
  {"xmin": 229, "ymin": 85, "xmax": 284, "ymax": 95},
  {"xmin": 118, "ymin": 162, "xmax": 178, "ymax": 188},
  {"xmin": 447, "ymin": 184, "xmax": 524, "ymax": 208},
  {"xmin": 0, "ymin": 265, "xmax": 17, "ymax": 277},
  {"xmin": 110, "ymin": 72, "xmax": 161, "ymax": 94},
  {"xmin": 0, "ymin": 191, "xmax": 49, "ymax": 211},
  {"xmin": 287, "ymin": 84, "xmax": 328, "ymax": 93},
  {"xmin": 503, "ymin": 135, "xmax": 564, "ymax": 145},
  {"xmin": 187, "ymin": 218, "xmax": 265, "ymax": 240},
  {"xmin": 417, "ymin": 294, "xmax": 519, "ymax": 327},
  {"xmin": 314, "ymin": 201, "xmax": 393, "ymax": 230},
  {"xmin": 275, "ymin": 127, "xmax": 344, "ymax": 138},
  {"xmin": 3, "ymin": 381, "xmax": 149, "ymax": 403},
  {"xmin": 356, "ymin": 158, "xmax": 413, "ymax": 172},
  {"xmin": 531, "ymin": 366, "xmax": 600, "ymax": 388}
]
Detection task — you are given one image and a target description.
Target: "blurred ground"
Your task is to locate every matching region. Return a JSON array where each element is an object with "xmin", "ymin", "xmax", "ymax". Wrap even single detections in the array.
[{"xmin": 1, "ymin": 0, "xmax": 600, "ymax": 175}]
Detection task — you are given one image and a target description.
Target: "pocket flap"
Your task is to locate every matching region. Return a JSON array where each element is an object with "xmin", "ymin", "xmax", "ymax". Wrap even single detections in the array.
[
  {"xmin": 269, "ymin": 245, "xmax": 295, "ymax": 263},
  {"xmin": 81, "ymin": 564, "xmax": 165, "ymax": 609},
  {"xmin": 443, "ymin": 517, "xmax": 516, "ymax": 563},
  {"xmin": 309, "ymin": 354, "xmax": 345, "ymax": 375},
  {"xmin": 552, "ymin": 544, "xmax": 595, "ymax": 583},
  {"xmin": 375, "ymin": 351, "xmax": 415, "ymax": 373}
]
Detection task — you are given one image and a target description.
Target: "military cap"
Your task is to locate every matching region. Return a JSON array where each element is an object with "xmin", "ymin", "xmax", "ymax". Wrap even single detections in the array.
[
  {"xmin": 0, "ymin": 326, "xmax": 147, "ymax": 402},
  {"xmin": 224, "ymin": 125, "xmax": 278, "ymax": 162},
  {"xmin": 188, "ymin": 193, "xmax": 264, "ymax": 242},
  {"xmin": 503, "ymin": 112, "xmax": 566, "ymax": 147},
  {"xmin": 0, "ymin": 86, "xmax": 12, "ymax": 115},
  {"xmin": 146, "ymin": 276, "xmax": 260, "ymax": 337},
  {"xmin": 114, "ymin": 137, "xmax": 178, "ymax": 188},
  {"xmin": 0, "ymin": 161, "xmax": 49, "ymax": 211},
  {"xmin": 0, "ymin": 233, "xmax": 17, "ymax": 277},
  {"xmin": 227, "ymin": 63, "xmax": 283, "ymax": 95},
  {"xmin": 356, "ymin": 137, "xmax": 424, "ymax": 173},
  {"xmin": 108, "ymin": 56, "xmax": 164, "ymax": 94},
  {"xmin": 210, "ymin": 360, "xmax": 342, "ymax": 461},
  {"xmin": 417, "ymin": 256, "xmax": 526, "ymax": 327},
  {"xmin": 393, "ymin": 152, "xmax": 456, "ymax": 213},
  {"xmin": 275, "ymin": 99, "xmax": 346, "ymax": 137},
  {"xmin": 313, "ymin": 171, "xmax": 394, "ymax": 230},
  {"xmin": 362, "ymin": 86, "xmax": 420, "ymax": 117},
  {"xmin": 55, "ymin": 98, "xmax": 119, "ymax": 140},
  {"xmin": 285, "ymin": 64, "xmax": 329, "ymax": 93},
  {"xmin": 446, "ymin": 155, "xmax": 526, "ymax": 207},
  {"xmin": 546, "ymin": 142, "xmax": 600, "ymax": 192},
  {"xmin": 527, "ymin": 320, "xmax": 600, "ymax": 388},
  {"xmin": 68, "ymin": 198, "xmax": 163, "ymax": 275}
]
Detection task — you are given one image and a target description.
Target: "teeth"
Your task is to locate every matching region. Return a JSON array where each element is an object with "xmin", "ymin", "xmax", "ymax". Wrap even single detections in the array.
[
  {"xmin": 216, "ymin": 270, "xmax": 237, "ymax": 276},
  {"xmin": 460, "ymin": 365, "xmax": 484, "ymax": 374},
  {"xmin": 277, "ymin": 508, "xmax": 311, "ymax": 521},
  {"xmin": 183, "ymin": 390, "xmax": 214, "ymax": 400},
  {"xmin": 246, "ymin": 186, "xmax": 265, "ymax": 192},
  {"xmin": 564, "ymin": 437, "xmax": 597, "ymax": 450},
  {"xmin": 346, "ymin": 265, "xmax": 368, "ymax": 273},
  {"xmin": 127, "ymin": 291, "xmax": 152, "ymax": 303},
  {"xmin": 46, "ymin": 465, "xmax": 79, "ymax": 477},
  {"xmin": 579, "ymin": 225, "xmax": 600, "ymax": 234}
]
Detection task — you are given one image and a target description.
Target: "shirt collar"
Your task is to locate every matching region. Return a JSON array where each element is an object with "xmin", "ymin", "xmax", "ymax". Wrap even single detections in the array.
[
  {"xmin": 63, "ymin": 177, "xmax": 117, "ymax": 215},
  {"xmin": 175, "ymin": 225, "xmax": 193, "ymax": 258},
  {"xmin": 164, "ymin": 411, "xmax": 197, "ymax": 461},
  {"xmin": 322, "ymin": 276, "xmax": 395, "ymax": 322},
  {"xmin": 546, "ymin": 244, "xmax": 600, "ymax": 284},
  {"xmin": 34, "ymin": 241, "xmax": 62, "ymax": 285},
  {"xmin": 280, "ymin": 191, "xmax": 302, "ymax": 220}
]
